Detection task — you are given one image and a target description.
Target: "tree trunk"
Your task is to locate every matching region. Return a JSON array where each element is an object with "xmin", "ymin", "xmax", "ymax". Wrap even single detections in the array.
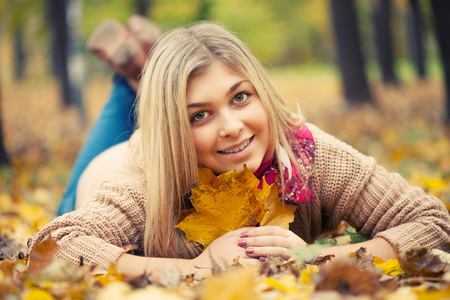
[
  {"xmin": 47, "ymin": 0, "xmax": 71, "ymax": 107},
  {"xmin": 406, "ymin": 0, "xmax": 426, "ymax": 79},
  {"xmin": 373, "ymin": 0, "xmax": 399, "ymax": 85},
  {"xmin": 430, "ymin": 0, "xmax": 450, "ymax": 124},
  {"xmin": 0, "ymin": 47, "xmax": 10, "ymax": 167},
  {"xmin": 66, "ymin": 0, "xmax": 86, "ymax": 125},
  {"xmin": 13, "ymin": 29, "xmax": 25, "ymax": 81},
  {"xmin": 329, "ymin": 0, "xmax": 373, "ymax": 105},
  {"xmin": 134, "ymin": 0, "xmax": 150, "ymax": 15}
]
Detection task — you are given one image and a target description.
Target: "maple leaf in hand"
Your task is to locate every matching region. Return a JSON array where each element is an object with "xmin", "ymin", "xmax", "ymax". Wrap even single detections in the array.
[
  {"xmin": 259, "ymin": 179, "xmax": 297, "ymax": 228},
  {"xmin": 176, "ymin": 166, "xmax": 297, "ymax": 248},
  {"xmin": 176, "ymin": 174, "xmax": 266, "ymax": 248}
]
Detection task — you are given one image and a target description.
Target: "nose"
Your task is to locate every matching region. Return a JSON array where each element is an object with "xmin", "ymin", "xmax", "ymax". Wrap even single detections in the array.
[{"xmin": 218, "ymin": 111, "xmax": 244, "ymax": 138}]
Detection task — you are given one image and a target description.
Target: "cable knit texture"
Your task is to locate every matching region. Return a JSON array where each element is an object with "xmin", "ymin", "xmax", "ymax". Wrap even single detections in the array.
[{"xmin": 30, "ymin": 123, "xmax": 450, "ymax": 272}]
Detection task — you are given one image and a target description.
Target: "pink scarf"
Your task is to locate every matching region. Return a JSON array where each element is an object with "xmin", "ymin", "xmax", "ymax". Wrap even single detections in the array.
[{"xmin": 254, "ymin": 124, "xmax": 315, "ymax": 204}]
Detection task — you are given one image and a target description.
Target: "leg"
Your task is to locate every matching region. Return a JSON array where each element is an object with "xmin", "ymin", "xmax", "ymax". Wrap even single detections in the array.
[{"xmin": 58, "ymin": 75, "xmax": 136, "ymax": 215}]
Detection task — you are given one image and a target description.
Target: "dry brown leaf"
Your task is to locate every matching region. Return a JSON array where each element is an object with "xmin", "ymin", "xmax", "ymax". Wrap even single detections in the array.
[
  {"xmin": 315, "ymin": 260, "xmax": 384, "ymax": 296},
  {"xmin": 27, "ymin": 236, "xmax": 60, "ymax": 274}
]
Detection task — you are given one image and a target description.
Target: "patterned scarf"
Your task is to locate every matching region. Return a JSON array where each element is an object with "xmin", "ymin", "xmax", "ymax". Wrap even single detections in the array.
[{"xmin": 253, "ymin": 124, "xmax": 316, "ymax": 204}]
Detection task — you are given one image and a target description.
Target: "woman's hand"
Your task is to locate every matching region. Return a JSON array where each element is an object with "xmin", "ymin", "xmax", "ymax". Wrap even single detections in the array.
[
  {"xmin": 192, "ymin": 228, "xmax": 262, "ymax": 278},
  {"xmin": 237, "ymin": 226, "xmax": 308, "ymax": 261}
]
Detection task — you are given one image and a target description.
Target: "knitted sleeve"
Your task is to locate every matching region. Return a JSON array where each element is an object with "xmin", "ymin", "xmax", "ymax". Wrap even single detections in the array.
[
  {"xmin": 30, "ymin": 141, "xmax": 148, "ymax": 272},
  {"xmin": 308, "ymin": 123, "xmax": 450, "ymax": 252}
]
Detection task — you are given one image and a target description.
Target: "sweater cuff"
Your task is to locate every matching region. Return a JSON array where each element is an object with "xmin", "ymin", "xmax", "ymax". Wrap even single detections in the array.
[
  {"xmin": 90, "ymin": 243, "xmax": 127, "ymax": 273},
  {"xmin": 374, "ymin": 225, "xmax": 419, "ymax": 253}
]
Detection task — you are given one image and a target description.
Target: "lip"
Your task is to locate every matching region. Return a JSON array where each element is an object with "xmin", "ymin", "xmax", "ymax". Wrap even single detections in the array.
[{"xmin": 218, "ymin": 136, "xmax": 254, "ymax": 154}]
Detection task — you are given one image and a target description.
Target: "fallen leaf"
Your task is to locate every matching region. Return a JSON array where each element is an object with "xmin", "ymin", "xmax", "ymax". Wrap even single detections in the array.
[
  {"xmin": 397, "ymin": 247, "xmax": 449, "ymax": 277},
  {"xmin": 373, "ymin": 258, "xmax": 405, "ymax": 276},
  {"xmin": 315, "ymin": 261, "xmax": 384, "ymax": 296},
  {"xmin": 24, "ymin": 288, "xmax": 54, "ymax": 300},
  {"xmin": 300, "ymin": 264, "xmax": 319, "ymax": 284},
  {"xmin": 27, "ymin": 236, "xmax": 60, "ymax": 274},
  {"xmin": 201, "ymin": 267, "xmax": 258, "ymax": 300}
]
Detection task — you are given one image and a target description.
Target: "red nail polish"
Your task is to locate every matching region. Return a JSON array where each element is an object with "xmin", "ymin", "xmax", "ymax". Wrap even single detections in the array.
[
  {"xmin": 259, "ymin": 256, "xmax": 267, "ymax": 262},
  {"xmin": 241, "ymin": 232, "xmax": 249, "ymax": 238},
  {"xmin": 238, "ymin": 240, "xmax": 247, "ymax": 247},
  {"xmin": 246, "ymin": 248, "xmax": 254, "ymax": 254}
]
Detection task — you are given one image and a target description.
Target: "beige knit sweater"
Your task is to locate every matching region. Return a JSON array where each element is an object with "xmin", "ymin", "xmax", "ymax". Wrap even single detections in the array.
[{"xmin": 31, "ymin": 123, "xmax": 450, "ymax": 272}]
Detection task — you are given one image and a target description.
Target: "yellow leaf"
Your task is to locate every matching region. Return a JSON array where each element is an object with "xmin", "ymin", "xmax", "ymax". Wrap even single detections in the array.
[
  {"xmin": 260, "ymin": 179, "xmax": 297, "ymax": 229},
  {"xmin": 202, "ymin": 267, "xmax": 258, "ymax": 300},
  {"xmin": 300, "ymin": 264, "xmax": 319, "ymax": 284},
  {"xmin": 198, "ymin": 168, "xmax": 222, "ymax": 189},
  {"xmin": 413, "ymin": 286, "xmax": 450, "ymax": 300},
  {"xmin": 217, "ymin": 165, "xmax": 260, "ymax": 190},
  {"xmin": 373, "ymin": 258, "xmax": 405, "ymax": 276},
  {"xmin": 263, "ymin": 275, "xmax": 297, "ymax": 293},
  {"xmin": 94, "ymin": 263, "xmax": 125, "ymax": 287},
  {"xmin": 176, "ymin": 176, "xmax": 267, "ymax": 248},
  {"xmin": 419, "ymin": 177, "xmax": 447, "ymax": 190},
  {"xmin": 24, "ymin": 288, "xmax": 54, "ymax": 300}
]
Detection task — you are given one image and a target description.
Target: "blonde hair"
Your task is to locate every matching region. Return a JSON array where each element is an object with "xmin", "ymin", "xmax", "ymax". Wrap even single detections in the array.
[{"xmin": 137, "ymin": 21, "xmax": 303, "ymax": 258}]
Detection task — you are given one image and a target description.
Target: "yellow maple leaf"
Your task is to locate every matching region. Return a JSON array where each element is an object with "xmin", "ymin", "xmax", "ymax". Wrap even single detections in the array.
[
  {"xmin": 177, "ymin": 166, "xmax": 297, "ymax": 248},
  {"xmin": 176, "ymin": 176, "xmax": 267, "ymax": 248},
  {"xmin": 259, "ymin": 179, "xmax": 297, "ymax": 229}
]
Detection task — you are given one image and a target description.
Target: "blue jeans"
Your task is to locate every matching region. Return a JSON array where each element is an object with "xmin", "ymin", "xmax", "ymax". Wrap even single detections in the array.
[{"xmin": 58, "ymin": 75, "xmax": 137, "ymax": 215}]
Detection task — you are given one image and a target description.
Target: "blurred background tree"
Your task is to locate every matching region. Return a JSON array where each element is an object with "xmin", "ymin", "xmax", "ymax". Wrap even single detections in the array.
[{"xmin": 1, "ymin": 0, "xmax": 445, "ymax": 108}]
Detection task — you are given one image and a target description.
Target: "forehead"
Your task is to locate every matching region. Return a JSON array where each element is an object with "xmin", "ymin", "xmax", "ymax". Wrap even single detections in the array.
[{"xmin": 186, "ymin": 62, "xmax": 247, "ymax": 98}]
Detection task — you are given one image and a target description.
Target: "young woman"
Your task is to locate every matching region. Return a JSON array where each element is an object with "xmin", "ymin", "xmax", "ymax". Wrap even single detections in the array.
[{"xmin": 32, "ymin": 22, "xmax": 450, "ymax": 282}]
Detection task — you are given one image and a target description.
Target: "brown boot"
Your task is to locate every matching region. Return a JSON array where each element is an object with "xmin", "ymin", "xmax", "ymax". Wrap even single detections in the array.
[
  {"xmin": 86, "ymin": 17, "xmax": 162, "ymax": 89},
  {"xmin": 127, "ymin": 14, "xmax": 163, "ymax": 55}
]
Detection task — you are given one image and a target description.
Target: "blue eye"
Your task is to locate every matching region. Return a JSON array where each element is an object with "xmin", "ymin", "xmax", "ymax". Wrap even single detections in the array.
[
  {"xmin": 234, "ymin": 93, "xmax": 249, "ymax": 103},
  {"xmin": 193, "ymin": 111, "xmax": 209, "ymax": 121}
]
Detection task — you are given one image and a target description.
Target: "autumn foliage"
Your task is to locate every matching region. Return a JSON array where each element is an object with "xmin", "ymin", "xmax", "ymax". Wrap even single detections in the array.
[{"xmin": 0, "ymin": 74, "xmax": 450, "ymax": 299}]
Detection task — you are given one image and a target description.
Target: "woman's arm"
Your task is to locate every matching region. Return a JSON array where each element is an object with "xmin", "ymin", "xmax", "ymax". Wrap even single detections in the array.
[
  {"xmin": 308, "ymin": 124, "xmax": 450, "ymax": 252},
  {"xmin": 237, "ymin": 226, "xmax": 396, "ymax": 262},
  {"xmin": 117, "ymin": 228, "xmax": 261, "ymax": 282}
]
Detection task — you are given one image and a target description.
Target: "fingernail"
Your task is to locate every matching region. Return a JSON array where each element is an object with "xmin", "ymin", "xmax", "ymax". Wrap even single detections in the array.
[
  {"xmin": 246, "ymin": 248, "xmax": 254, "ymax": 254},
  {"xmin": 259, "ymin": 256, "xmax": 267, "ymax": 262},
  {"xmin": 238, "ymin": 239, "xmax": 247, "ymax": 247},
  {"xmin": 241, "ymin": 232, "xmax": 249, "ymax": 238}
]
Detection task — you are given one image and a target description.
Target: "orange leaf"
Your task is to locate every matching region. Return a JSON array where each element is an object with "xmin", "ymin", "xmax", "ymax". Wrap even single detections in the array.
[
  {"xmin": 260, "ymin": 179, "xmax": 297, "ymax": 229},
  {"xmin": 27, "ymin": 236, "xmax": 60, "ymax": 274},
  {"xmin": 198, "ymin": 168, "xmax": 222, "ymax": 189},
  {"xmin": 176, "ymin": 167, "xmax": 267, "ymax": 248}
]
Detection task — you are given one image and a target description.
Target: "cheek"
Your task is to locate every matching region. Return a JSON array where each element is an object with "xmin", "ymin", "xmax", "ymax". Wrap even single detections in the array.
[{"xmin": 192, "ymin": 129, "xmax": 211, "ymax": 160}]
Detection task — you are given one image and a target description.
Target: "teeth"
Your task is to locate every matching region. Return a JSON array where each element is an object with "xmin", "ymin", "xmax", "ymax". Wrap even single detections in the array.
[{"xmin": 221, "ymin": 138, "xmax": 251, "ymax": 154}]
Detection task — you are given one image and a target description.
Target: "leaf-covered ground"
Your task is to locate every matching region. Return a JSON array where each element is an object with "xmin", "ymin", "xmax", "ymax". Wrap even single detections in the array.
[{"xmin": 1, "ymin": 73, "xmax": 449, "ymax": 299}]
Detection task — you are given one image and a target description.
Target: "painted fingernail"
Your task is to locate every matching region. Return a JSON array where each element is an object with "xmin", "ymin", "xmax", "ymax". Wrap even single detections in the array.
[
  {"xmin": 246, "ymin": 248, "xmax": 254, "ymax": 254},
  {"xmin": 238, "ymin": 239, "xmax": 247, "ymax": 247},
  {"xmin": 259, "ymin": 256, "xmax": 267, "ymax": 262},
  {"xmin": 241, "ymin": 232, "xmax": 249, "ymax": 238}
]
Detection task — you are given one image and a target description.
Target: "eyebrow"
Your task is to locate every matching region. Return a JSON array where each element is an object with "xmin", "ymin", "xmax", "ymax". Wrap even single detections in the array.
[
  {"xmin": 187, "ymin": 80, "xmax": 249, "ymax": 108},
  {"xmin": 227, "ymin": 80, "xmax": 248, "ymax": 95}
]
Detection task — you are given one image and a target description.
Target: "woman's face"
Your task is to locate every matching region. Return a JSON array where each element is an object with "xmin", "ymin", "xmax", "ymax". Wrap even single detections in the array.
[{"xmin": 186, "ymin": 62, "xmax": 270, "ymax": 174}]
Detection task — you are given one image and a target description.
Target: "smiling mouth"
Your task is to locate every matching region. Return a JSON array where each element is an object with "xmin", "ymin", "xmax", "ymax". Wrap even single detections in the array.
[{"xmin": 219, "ymin": 136, "xmax": 254, "ymax": 154}]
